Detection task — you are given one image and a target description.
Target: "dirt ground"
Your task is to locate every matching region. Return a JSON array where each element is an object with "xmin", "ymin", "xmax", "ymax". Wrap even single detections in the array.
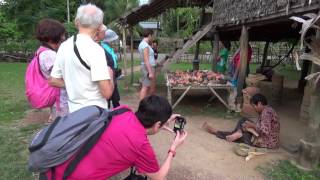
[{"xmin": 22, "ymin": 80, "xmax": 307, "ymax": 180}]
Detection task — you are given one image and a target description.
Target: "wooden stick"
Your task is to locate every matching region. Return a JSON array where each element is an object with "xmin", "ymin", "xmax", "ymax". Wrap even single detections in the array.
[
  {"xmin": 172, "ymin": 86, "xmax": 191, "ymax": 109},
  {"xmin": 208, "ymin": 86, "xmax": 230, "ymax": 109}
]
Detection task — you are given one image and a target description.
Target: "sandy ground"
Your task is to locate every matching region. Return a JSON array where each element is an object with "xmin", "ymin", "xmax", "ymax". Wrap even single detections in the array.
[{"xmin": 23, "ymin": 81, "xmax": 307, "ymax": 180}]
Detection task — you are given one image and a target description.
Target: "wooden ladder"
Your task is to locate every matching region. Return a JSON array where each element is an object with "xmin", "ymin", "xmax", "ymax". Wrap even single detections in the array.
[{"xmin": 159, "ymin": 21, "xmax": 214, "ymax": 70}]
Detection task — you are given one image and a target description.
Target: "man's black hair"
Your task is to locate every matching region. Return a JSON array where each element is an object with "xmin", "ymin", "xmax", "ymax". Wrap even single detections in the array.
[
  {"xmin": 250, "ymin": 93, "xmax": 268, "ymax": 106},
  {"xmin": 135, "ymin": 95, "xmax": 172, "ymax": 128},
  {"xmin": 142, "ymin": 29, "xmax": 154, "ymax": 38},
  {"xmin": 222, "ymin": 41, "xmax": 231, "ymax": 51}
]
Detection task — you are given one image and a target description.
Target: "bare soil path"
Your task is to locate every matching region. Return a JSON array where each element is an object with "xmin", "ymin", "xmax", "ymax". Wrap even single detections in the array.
[{"xmin": 22, "ymin": 85, "xmax": 305, "ymax": 180}]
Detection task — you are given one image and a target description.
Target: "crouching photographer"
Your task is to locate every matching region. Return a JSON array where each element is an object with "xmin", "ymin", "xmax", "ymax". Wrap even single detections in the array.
[{"xmin": 45, "ymin": 95, "xmax": 187, "ymax": 180}]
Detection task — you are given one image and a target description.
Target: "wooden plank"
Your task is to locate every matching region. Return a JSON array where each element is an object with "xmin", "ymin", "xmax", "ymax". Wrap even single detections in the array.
[
  {"xmin": 172, "ymin": 86, "xmax": 192, "ymax": 109},
  {"xmin": 237, "ymin": 25, "xmax": 249, "ymax": 96},
  {"xmin": 208, "ymin": 86, "xmax": 230, "ymax": 109}
]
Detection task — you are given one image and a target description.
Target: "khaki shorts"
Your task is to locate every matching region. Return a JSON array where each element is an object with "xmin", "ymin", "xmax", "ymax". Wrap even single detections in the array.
[{"xmin": 141, "ymin": 65, "xmax": 156, "ymax": 87}]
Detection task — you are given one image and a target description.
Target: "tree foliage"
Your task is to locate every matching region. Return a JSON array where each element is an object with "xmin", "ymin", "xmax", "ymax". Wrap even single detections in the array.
[
  {"xmin": 3, "ymin": 0, "xmax": 79, "ymax": 38},
  {"xmin": 0, "ymin": 11, "xmax": 21, "ymax": 40},
  {"xmin": 1, "ymin": 0, "xmax": 138, "ymax": 39},
  {"xmin": 161, "ymin": 8, "xmax": 201, "ymax": 38}
]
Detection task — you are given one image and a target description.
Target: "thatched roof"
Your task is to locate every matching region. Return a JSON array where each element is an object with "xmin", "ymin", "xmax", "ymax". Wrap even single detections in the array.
[{"xmin": 209, "ymin": 0, "xmax": 320, "ymax": 41}]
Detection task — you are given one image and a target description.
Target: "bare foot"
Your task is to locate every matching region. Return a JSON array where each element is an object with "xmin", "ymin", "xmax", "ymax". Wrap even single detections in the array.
[
  {"xmin": 226, "ymin": 131, "xmax": 243, "ymax": 142},
  {"xmin": 202, "ymin": 122, "xmax": 217, "ymax": 134}
]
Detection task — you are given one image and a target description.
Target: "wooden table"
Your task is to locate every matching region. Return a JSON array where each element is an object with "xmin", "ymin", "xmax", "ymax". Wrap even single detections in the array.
[{"xmin": 166, "ymin": 82, "xmax": 233, "ymax": 109}]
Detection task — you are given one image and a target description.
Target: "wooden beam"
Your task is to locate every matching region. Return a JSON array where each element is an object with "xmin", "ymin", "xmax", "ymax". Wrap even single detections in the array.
[
  {"xmin": 237, "ymin": 25, "xmax": 249, "ymax": 96},
  {"xmin": 130, "ymin": 28, "xmax": 134, "ymax": 85},
  {"xmin": 212, "ymin": 32, "xmax": 219, "ymax": 71}
]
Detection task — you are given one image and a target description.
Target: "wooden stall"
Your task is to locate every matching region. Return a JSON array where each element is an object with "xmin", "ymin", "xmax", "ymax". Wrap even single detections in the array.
[{"xmin": 165, "ymin": 70, "xmax": 232, "ymax": 109}]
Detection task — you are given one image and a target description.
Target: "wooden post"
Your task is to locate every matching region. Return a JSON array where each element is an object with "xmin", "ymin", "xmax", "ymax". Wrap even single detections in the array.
[
  {"xmin": 130, "ymin": 27, "xmax": 134, "ymax": 85},
  {"xmin": 122, "ymin": 27, "xmax": 128, "ymax": 89},
  {"xmin": 236, "ymin": 26, "xmax": 249, "ymax": 96},
  {"xmin": 193, "ymin": 42, "xmax": 200, "ymax": 70},
  {"xmin": 212, "ymin": 32, "xmax": 219, "ymax": 71},
  {"xmin": 261, "ymin": 41, "xmax": 270, "ymax": 69},
  {"xmin": 298, "ymin": 59, "xmax": 311, "ymax": 92}
]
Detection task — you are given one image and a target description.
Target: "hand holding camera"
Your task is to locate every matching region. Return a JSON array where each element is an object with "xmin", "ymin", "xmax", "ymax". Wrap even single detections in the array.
[{"xmin": 170, "ymin": 116, "xmax": 187, "ymax": 151}]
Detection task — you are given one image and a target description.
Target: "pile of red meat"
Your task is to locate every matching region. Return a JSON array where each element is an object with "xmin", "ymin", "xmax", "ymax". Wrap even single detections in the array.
[{"xmin": 167, "ymin": 70, "xmax": 226, "ymax": 86}]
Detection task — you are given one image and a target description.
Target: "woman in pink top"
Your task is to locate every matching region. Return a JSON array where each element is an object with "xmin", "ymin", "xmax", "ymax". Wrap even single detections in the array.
[
  {"xmin": 46, "ymin": 95, "xmax": 187, "ymax": 180},
  {"xmin": 35, "ymin": 19, "xmax": 68, "ymax": 122}
]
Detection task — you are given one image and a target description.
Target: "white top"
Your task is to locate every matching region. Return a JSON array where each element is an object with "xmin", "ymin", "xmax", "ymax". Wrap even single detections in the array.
[
  {"xmin": 138, "ymin": 40, "xmax": 155, "ymax": 67},
  {"xmin": 51, "ymin": 34, "xmax": 111, "ymax": 112}
]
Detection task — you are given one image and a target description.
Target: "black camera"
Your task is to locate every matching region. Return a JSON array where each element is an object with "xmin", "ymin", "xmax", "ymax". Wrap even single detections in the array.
[{"xmin": 173, "ymin": 116, "xmax": 187, "ymax": 133}]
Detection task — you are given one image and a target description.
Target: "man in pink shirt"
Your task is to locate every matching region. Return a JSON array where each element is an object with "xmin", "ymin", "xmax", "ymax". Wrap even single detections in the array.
[{"xmin": 46, "ymin": 95, "xmax": 187, "ymax": 180}]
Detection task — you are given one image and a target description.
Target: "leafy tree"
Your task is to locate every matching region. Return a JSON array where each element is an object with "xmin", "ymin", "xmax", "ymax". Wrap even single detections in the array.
[
  {"xmin": 3, "ymin": 0, "xmax": 78, "ymax": 38},
  {"xmin": 161, "ymin": 8, "xmax": 201, "ymax": 38},
  {"xmin": 0, "ymin": 11, "xmax": 21, "ymax": 40},
  {"xmin": 87, "ymin": 0, "xmax": 138, "ymax": 24}
]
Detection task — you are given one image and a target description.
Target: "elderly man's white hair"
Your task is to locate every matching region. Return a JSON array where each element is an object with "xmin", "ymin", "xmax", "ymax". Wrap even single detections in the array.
[{"xmin": 75, "ymin": 3, "xmax": 104, "ymax": 29}]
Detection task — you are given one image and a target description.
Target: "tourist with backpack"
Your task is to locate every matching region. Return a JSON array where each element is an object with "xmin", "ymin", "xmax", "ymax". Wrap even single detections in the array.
[
  {"xmin": 25, "ymin": 19, "xmax": 68, "ymax": 123},
  {"xmin": 50, "ymin": 4, "xmax": 114, "ymax": 113},
  {"xmin": 95, "ymin": 25, "xmax": 121, "ymax": 108},
  {"xmin": 28, "ymin": 95, "xmax": 188, "ymax": 180}
]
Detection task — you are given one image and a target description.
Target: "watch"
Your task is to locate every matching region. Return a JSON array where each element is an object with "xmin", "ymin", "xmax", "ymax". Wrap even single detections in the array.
[{"xmin": 168, "ymin": 149, "xmax": 176, "ymax": 157}]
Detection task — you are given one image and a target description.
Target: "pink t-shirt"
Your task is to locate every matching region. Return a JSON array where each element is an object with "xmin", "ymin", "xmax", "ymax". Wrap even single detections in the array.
[{"xmin": 46, "ymin": 105, "xmax": 160, "ymax": 180}]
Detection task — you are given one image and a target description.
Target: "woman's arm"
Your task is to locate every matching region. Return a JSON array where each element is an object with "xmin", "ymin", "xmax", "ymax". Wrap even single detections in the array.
[
  {"xmin": 143, "ymin": 48, "xmax": 154, "ymax": 79},
  {"xmin": 49, "ymin": 77, "xmax": 65, "ymax": 88}
]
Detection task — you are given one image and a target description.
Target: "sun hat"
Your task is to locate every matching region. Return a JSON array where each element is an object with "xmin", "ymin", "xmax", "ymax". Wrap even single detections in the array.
[{"xmin": 104, "ymin": 29, "xmax": 119, "ymax": 43}]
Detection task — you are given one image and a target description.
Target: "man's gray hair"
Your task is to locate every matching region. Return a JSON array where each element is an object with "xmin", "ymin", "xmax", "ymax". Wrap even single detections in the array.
[{"xmin": 75, "ymin": 3, "xmax": 104, "ymax": 29}]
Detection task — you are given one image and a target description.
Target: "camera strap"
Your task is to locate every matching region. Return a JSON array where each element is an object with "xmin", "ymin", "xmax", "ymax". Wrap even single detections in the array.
[{"xmin": 73, "ymin": 34, "xmax": 91, "ymax": 70}]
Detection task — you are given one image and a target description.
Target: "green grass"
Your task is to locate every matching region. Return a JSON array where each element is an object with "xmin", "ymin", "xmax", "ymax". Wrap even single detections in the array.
[
  {"xmin": 0, "ymin": 63, "xmax": 29, "ymax": 123},
  {"xmin": 258, "ymin": 160, "xmax": 320, "ymax": 180},
  {"xmin": 0, "ymin": 62, "xmax": 36, "ymax": 180},
  {"xmin": 118, "ymin": 58, "xmax": 140, "ymax": 68}
]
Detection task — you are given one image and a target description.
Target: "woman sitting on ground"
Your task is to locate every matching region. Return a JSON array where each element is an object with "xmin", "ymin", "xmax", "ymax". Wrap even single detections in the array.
[{"xmin": 203, "ymin": 94, "xmax": 280, "ymax": 149}]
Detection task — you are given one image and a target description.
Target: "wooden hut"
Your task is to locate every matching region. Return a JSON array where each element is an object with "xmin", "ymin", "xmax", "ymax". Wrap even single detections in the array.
[{"xmin": 119, "ymin": 0, "xmax": 320, "ymax": 170}]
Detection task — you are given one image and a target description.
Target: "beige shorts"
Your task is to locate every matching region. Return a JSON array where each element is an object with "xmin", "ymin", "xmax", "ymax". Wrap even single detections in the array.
[{"xmin": 141, "ymin": 65, "xmax": 156, "ymax": 87}]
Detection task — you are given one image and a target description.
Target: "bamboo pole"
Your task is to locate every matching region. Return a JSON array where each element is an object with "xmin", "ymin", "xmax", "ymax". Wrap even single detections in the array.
[
  {"xmin": 130, "ymin": 28, "xmax": 134, "ymax": 85},
  {"xmin": 236, "ymin": 25, "xmax": 249, "ymax": 96},
  {"xmin": 122, "ymin": 27, "xmax": 128, "ymax": 89}
]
